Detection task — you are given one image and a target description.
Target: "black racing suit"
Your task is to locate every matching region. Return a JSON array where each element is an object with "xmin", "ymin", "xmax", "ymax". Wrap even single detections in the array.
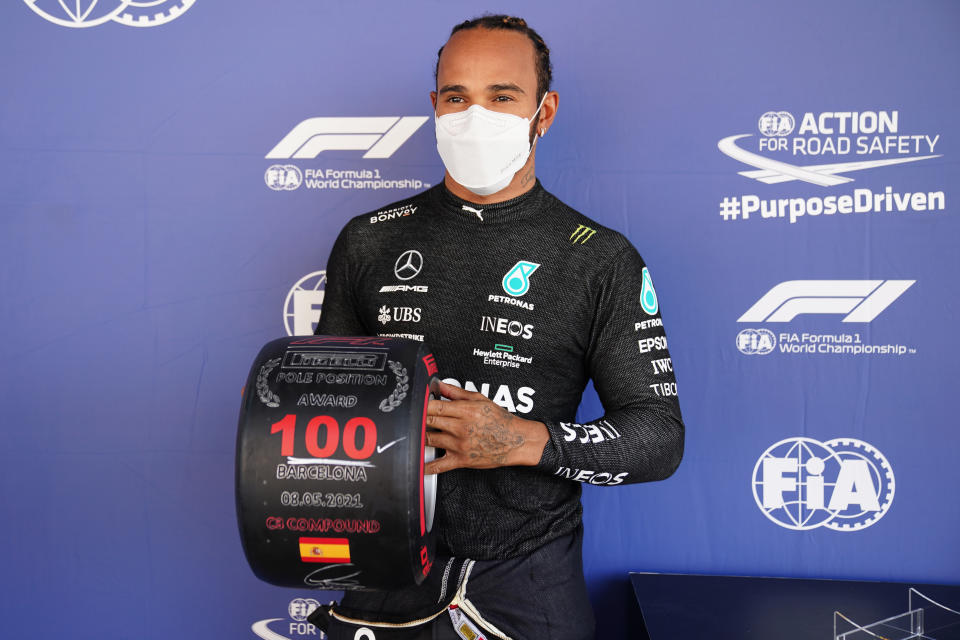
[{"xmin": 313, "ymin": 180, "xmax": 684, "ymax": 639}]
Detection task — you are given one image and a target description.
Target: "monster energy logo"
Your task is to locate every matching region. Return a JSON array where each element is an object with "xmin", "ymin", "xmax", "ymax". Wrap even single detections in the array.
[{"xmin": 570, "ymin": 225, "xmax": 596, "ymax": 244}]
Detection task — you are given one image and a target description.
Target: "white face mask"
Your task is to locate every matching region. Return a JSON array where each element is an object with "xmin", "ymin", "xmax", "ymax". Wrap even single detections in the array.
[{"xmin": 435, "ymin": 92, "xmax": 547, "ymax": 196}]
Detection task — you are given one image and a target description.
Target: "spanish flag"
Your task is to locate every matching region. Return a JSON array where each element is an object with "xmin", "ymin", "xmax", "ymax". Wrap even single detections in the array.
[{"xmin": 298, "ymin": 537, "xmax": 350, "ymax": 563}]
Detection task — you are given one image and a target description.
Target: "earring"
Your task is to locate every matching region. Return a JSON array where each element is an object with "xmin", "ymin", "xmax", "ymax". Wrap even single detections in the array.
[{"xmin": 539, "ymin": 128, "xmax": 545, "ymax": 137}]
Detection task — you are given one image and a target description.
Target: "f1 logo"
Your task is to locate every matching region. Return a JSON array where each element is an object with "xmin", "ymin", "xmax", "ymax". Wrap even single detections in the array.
[
  {"xmin": 738, "ymin": 280, "xmax": 915, "ymax": 323},
  {"xmin": 266, "ymin": 117, "xmax": 429, "ymax": 159}
]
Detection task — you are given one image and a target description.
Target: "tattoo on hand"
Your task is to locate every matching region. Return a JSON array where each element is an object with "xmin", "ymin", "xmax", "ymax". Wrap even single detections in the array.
[{"xmin": 466, "ymin": 405, "xmax": 526, "ymax": 465}]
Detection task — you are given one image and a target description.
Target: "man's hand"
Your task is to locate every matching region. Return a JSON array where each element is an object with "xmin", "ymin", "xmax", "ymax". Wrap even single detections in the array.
[{"xmin": 424, "ymin": 379, "xmax": 549, "ymax": 475}]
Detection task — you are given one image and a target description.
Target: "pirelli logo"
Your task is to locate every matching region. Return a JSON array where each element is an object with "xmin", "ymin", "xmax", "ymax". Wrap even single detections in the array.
[
  {"xmin": 282, "ymin": 350, "xmax": 387, "ymax": 371},
  {"xmin": 570, "ymin": 224, "xmax": 596, "ymax": 244}
]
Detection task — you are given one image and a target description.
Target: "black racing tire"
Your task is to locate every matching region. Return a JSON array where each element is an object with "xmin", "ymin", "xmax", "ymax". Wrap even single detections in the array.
[{"xmin": 235, "ymin": 335, "xmax": 438, "ymax": 590}]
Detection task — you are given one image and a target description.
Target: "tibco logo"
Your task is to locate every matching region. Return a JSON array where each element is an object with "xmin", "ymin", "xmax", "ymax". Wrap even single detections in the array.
[
  {"xmin": 752, "ymin": 437, "xmax": 894, "ymax": 532},
  {"xmin": 267, "ymin": 117, "xmax": 429, "ymax": 160},
  {"xmin": 738, "ymin": 280, "xmax": 915, "ymax": 323},
  {"xmin": 284, "ymin": 271, "xmax": 326, "ymax": 336}
]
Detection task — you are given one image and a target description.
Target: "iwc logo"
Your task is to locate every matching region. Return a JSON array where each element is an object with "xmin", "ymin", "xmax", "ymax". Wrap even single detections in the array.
[
  {"xmin": 23, "ymin": 0, "xmax": 195, "ymax": 28},
  {"xmin": 752, "ymin": 437, "xmax": 895, "ymax": 532}
]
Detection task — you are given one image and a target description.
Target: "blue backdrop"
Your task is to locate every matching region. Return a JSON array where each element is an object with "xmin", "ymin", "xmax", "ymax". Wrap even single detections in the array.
[{"xmin": 2, "ymin": 1, "xmax": 958, "ymax": 638}]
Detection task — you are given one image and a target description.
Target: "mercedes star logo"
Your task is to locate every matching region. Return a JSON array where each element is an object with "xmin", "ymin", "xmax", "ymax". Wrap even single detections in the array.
[{"xmin": 394, "ymin": 250, "xmax": 423, "ymax": 281}]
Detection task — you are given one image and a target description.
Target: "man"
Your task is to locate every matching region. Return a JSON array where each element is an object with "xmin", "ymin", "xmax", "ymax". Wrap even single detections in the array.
[{"xmin": 311, "ymin": 15, "xmax": 684, "ymax": 640}]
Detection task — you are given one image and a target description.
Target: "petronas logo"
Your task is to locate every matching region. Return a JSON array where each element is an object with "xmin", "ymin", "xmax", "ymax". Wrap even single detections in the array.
[
  {"xmin": 502, "ymin": 261, "xmax": 540, "ymax": 297},
  {"xmin": 569, "ymin": 224, "xmax": 596, "ymax": 244},
  {"xmin": 640, "ymin": 267, "xmax": 659, "ymax": 316}
]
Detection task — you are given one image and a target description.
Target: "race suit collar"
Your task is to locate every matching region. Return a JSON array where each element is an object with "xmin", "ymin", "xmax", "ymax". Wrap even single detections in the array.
[{"xmin": 433, "ymin": 179, "xmax": 547, "ymax": 224}]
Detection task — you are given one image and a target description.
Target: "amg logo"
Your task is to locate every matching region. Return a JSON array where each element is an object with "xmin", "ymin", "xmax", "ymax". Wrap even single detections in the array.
[
  {"xmin": 380, "ymin": 285, "xmax": 428, "ymax": 293},
  {"xmin": 569, "ymin": 224, "xmax": 596, "ymax": 244},
  {"xmin": 282, "ymin": 350, "xmax": 386, "ymax": 371}
]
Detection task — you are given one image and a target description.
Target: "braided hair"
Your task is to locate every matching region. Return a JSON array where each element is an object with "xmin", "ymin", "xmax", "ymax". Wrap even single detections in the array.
[{"xmin": 435, "ymin": 14, "xmax": 553, "ymax": 102}]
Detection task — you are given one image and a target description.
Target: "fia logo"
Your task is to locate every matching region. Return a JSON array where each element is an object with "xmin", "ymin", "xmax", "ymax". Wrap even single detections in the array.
[
  {"xmin": 736, "ymin": 328, "xmax": 776, "ymax": 355},
  {"xmin": 758, "ymin": 111, "xmax": 795, "ymax": 137},
  {"xmin": 284, "ymin": 271, "xmax": 326, "ymax": 336},
  {"xmin": 250, "ymin": 597, "xmax": 321, "ymax": 640},
  {"xmin": 23, "ymin": 0, "xmax": 195, "ymax": 28},
  {"xmin": 502, "ymin": 261, "xmax": 539, "ymax": 297},
  {"xmin": 752, "ymin": 437, "xmax": 895, "ymax": 531},
  {"xmin": 265, "ymin": 165, "xmax": 303, "ymax": 191}
]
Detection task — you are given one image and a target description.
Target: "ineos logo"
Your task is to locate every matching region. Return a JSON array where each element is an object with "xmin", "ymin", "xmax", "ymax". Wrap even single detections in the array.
[{"xmin": 394, "ymin": 250, "xmax": 423, "ymax": 281}]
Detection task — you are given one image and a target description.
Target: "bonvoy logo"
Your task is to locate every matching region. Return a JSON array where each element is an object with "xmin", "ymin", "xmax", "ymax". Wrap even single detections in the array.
[{"xmin": 23, "ymin": 0, "xmax": 195, "ymax": 28}]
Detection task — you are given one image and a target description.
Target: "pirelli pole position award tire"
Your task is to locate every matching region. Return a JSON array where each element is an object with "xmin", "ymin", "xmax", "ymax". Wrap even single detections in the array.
[{"xmin": 236, "ymin": 336, "xmax": 439, "ymax": 591}]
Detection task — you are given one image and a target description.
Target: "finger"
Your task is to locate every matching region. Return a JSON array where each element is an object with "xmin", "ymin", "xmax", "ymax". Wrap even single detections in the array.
[
  {"xmin": 426, "ymin": 397, "xmax": 475, "ymax": 418},
  {"xmin": 433, "ymin": 379, "xmax": 486, "ymax": 402},
  {"xmin": 425, "ymin": 431, "xmax": 460, "ymax": 452},
  {"xmin": 425, "ymin": 453, "xmax": 460, "ymax": 475},
  {"xmin": 425, "ymin": 414, "xmax": 461, "ymax": 433}
]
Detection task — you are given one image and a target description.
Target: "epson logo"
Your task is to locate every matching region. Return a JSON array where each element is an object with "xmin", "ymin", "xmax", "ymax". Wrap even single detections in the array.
[
  {"xmin": 739, "ymin": 280, "xmax": 915, "ymax": 323},
  {"xmin": 479, "ymin": 316, "xmax": 533, "ymax": 340},
  {"xmin": 267, "ymin": 117, "xmax": 429, "ymax": 159}
]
